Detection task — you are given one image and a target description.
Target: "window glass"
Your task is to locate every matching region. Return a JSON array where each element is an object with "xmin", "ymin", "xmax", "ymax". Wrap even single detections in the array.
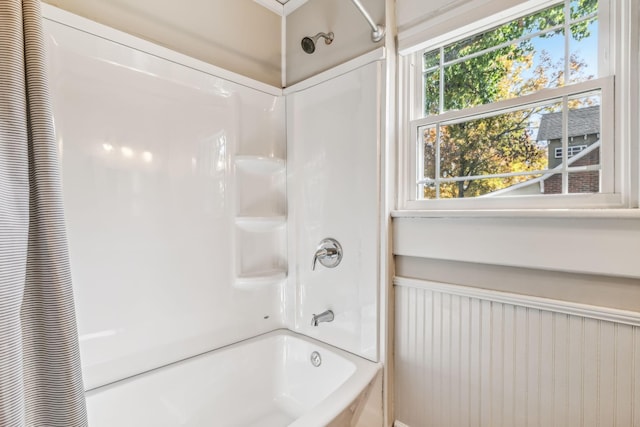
[
  {"xmin": 421, "ymin": 0, "xmax": 599, "ymax": 116},
  {"xmin": 418, "ymin": 90, "xmax": 602, "ymax": 199},
  {"xmin": 412, "ymin": 0, "xmax": 609, "ymax": 203}
]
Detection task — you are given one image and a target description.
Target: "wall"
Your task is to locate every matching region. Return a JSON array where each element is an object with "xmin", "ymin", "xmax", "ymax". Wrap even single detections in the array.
[
  {"xmin": 396, "ymin": 0, "xmax": 474, "ymax": 32},
  {"xmin": 393, "ymin": 216, "xmax": 640, "ymax": 279},
  {"xmin": 393, "ymin": 0, "xmax": 640, "ymax": 424},
  {"xmin": 44, "ymin": 11, "xmax": 286, "ymax": 390},
  {"xmin": 396, "ymin": 257, "xmax": 640, "ymax": 312},
  {"xmin": 285, "ymin": 0, "xmax": 385, "ymax": 85},
  {"xmin": 286, "ymin": 59, "xmax": 382, "ymax": 361},
  {"xmin": 548, "ymin": 135, "xmax": 600, "ymax": 169},
  {"xmin": 393, "ymin": 219, "xmax": 640, "ymax": 425},
  {"xmin": 543, "ymin": 148, "xmax": 600, "ymax": 194},
  {"xmin": 42, "ymin": 0, "xmax": 282, "ymax": 87},
  {"xmin": 394, "ymin": 279, "xmax": 640, "ymax": 427},
  {"xmin": 42, "ymin": 0, "xmax": 389, "ymax": 87}
]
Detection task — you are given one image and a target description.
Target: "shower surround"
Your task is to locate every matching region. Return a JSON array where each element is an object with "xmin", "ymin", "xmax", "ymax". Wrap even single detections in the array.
[{"xmin": 43, "ymin": 3, "xmax": 384, "ymax": 424}]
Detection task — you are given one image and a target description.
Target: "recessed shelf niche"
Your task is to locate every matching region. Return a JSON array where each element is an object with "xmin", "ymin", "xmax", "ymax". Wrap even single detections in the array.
[{"xmin": 233, "ymin": 152, "xmax": 286, "ymax": 288}]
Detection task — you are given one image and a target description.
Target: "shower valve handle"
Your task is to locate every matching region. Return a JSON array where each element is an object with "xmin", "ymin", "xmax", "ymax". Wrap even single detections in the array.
[{"xmin": 312, "ymin": 238, "xmax": 343, "ymax": 270}]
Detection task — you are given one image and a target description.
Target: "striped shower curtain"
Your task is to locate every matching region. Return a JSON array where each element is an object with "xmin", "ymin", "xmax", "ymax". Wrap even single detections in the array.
[{"xmin": 0, "ymin": 1, "xmax": 87, "ymax": 426}]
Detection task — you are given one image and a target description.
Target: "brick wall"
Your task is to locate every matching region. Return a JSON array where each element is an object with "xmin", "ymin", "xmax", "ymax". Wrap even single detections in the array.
[{"xmin": 543, "ymin": 147, "xmax": 600, "ymax": 194}]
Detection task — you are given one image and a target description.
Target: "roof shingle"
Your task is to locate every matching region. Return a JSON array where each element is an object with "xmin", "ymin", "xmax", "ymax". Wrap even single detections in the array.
[{"xmin": 536, "ymin": 105, "xmax": 600, "ymax": 141}]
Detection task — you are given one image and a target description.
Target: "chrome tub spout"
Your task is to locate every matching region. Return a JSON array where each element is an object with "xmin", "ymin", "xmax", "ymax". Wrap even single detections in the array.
[{"xmin": 311, "ymin": 310, "xmax": 334, "ymax": 326}]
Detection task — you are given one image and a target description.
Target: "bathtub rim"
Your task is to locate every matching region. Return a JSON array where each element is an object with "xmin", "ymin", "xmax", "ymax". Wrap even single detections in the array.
[
  {"xmin": 283, "ymin": 330, "xmax": 382, "ymax": 427},
  {"xmin": 84, "ymin": 328, "xmax": 382, "ymax": 426}
]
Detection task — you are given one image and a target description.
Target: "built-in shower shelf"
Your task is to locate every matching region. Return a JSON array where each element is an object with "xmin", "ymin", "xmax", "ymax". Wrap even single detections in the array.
[
  {"xmin": 235, "ymin": 156, "xmax": 285, "ymax": 174},
  {"xmin": 235, "ymin": 216, "xmax": 286, "ymax": 231},
  {"xmin": 234, "ymin": 150, "xmax": 286, "ymax": 290},
  {"xmin": 235, "ymin": 270, "xmax": 287, "ymax": 288}
]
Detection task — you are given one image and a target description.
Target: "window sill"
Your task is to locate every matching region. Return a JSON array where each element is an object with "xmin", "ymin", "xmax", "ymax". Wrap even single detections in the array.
[
  {"xmin": 392, "ymin": 210, "xmax": 640, "ymax": 278},
  {"xmin": 391, "ymin": 208, "xmax": 640, "ymax": 219}
]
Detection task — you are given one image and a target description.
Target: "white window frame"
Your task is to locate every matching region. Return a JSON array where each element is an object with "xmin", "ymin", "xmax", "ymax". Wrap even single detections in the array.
[{"xmin": 398, "ymin": 0, "xmax": 638, "ymax": 212}]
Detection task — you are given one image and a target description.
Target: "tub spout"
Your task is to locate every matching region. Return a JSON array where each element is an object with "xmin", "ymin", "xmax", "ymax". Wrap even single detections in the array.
[{"xmin": 311, "ymin": 310, "xmax": 334, "ymax": 326}]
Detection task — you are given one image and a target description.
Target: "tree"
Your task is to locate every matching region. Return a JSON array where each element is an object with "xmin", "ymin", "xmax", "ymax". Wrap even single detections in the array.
[{"xmin": 422, "ymin": 0, "xmax": 598, "ymax": 198}]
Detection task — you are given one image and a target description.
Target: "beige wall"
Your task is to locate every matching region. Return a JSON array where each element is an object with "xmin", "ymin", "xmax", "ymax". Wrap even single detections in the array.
[
  {"xmin": 285, "ymin": 0, "xmax": 385, "ymax": 86},
  {"xmin": 396, "ymin": 0, "xmax": 473, "ymax": 32},
  {"xmin": 42, "ymin": 0, "xmax": 282, "ymax": 87},
  {"xmin": 396, "ymin": 255, "xmax": 640, "ymax": 318},
  {"xmin": 41, "ymin": 0, "xmax": 389, "ymax": 87}
]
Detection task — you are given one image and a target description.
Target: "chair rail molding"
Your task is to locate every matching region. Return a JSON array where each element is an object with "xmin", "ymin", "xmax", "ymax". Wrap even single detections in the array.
[{"xmin": 395, "ymin": 277, "xmax": 640, "ymax": 327}]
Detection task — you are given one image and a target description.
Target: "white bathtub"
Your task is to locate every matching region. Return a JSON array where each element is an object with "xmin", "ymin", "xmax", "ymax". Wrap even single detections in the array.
[{"xmin": 85, "ymin": 330, "xmax": 381, "ymax": 427}]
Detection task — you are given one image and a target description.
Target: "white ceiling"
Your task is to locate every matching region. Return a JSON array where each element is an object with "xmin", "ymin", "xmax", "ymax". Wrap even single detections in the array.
[{"xmin": 254, "ymin": 0, "xmax": 309, "ymax": 16}]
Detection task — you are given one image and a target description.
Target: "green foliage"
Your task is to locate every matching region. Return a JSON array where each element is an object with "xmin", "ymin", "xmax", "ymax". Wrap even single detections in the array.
[{"xmin": 422, "ymin": 0, "xmax": 597, "ymax": 198}]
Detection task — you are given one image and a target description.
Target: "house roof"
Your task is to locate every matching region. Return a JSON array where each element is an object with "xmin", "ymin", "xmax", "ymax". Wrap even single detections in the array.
[{"xmin": 536, "ymin": 105, "xmax": 600, "ymax": 141}]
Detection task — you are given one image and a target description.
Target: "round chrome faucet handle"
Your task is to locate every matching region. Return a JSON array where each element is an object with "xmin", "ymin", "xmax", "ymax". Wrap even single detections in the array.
[{"xmin": 311, "ymin": 238, "xmax": 343, "ymax": 270}]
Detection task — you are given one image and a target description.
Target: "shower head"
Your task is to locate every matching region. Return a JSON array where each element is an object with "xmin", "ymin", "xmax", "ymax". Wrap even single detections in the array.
[{"xmin": 301, "ymin": 32, "xmax": 334, "ymax": 54}]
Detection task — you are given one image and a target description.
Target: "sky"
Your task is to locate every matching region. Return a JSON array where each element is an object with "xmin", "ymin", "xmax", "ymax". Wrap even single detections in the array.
[{"xmin": 530, "ymin": 20, "xmax": 599, "ymax": 82}]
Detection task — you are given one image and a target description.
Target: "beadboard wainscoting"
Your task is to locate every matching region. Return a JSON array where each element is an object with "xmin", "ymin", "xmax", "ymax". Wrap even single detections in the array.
[{"xmin": 394, "ymin": 278, "xmax": 640, "ymax": 427}]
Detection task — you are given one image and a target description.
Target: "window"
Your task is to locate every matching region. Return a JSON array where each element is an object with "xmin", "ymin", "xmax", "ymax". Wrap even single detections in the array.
[
  {"xmin": 555, "ymin": 145, "xmax": 587, "ymax": 158},
  {"xmin": 400, "ymin": 0, "xmax": 631, "ymax": 210}
]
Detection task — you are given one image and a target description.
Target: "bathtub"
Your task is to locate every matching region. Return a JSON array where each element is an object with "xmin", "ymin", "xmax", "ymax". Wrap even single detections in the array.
[{"xmin": 85, "ymin": 329, "xmax": 382, "ymax": 426}]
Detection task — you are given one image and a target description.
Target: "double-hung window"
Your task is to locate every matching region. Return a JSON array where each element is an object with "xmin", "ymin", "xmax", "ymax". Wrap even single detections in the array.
[{"xmin": 401, "ymin": 0, "xmax": 627, "ymax": 210}]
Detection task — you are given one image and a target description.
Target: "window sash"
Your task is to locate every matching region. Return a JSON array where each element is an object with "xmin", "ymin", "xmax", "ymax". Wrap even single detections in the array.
[
  {"xmin": 422, "ymin": 12, "xmax": 597, "ymax": 74},
  {"xmin": 398, "ymin": 0, "xmax": 634, "ymax": 211},
  {"xmin": 407, "ymin": 75, "xmax": 615, "ymax": 205},
  {"xmin": 417, "ymin": 163, "xmax": 600, "ymax": 185},
  {"xmin": 411, "ymin": 1, "xmax": 611, "ymax": 113},
  {"xmin": 411, "ymin": 77, "xmax": 608, "ymax": 129}
]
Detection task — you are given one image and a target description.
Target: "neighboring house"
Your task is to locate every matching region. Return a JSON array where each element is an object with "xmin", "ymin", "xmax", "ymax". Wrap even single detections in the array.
[
  {"xmin": 538, "ymin": 105, "xmax": 601, "ymax": 169},
  {"xmin": 538, "ymin": 105, "xmax": 601, "ymax": 194},
  {"xmin": 487, "ymin": 105, "xmax": 601, "ymax": 197}
]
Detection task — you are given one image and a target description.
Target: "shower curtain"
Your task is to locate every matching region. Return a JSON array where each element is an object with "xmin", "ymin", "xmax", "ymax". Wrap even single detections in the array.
[{"xmin": 0, "ymin": 1, "xmax": 87, "ymax": 426}]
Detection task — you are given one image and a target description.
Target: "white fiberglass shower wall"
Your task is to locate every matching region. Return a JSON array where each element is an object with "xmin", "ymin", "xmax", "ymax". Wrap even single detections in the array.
[
  {"xmin": 285, "ymin": 54, "xmax": 383, "ymax": 361},
  {"xmin": 44, "ymin": 7, "xmax": 286, "ymax": 390},
  {"xmin": 44, "ymin": 2, "xmax": 384, "ymax": 392}
]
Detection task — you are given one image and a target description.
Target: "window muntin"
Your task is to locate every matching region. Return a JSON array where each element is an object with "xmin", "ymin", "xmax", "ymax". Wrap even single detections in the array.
[
  {"xmin": 417, "ymin": 87, "xmax": 603, "ymax": 199},
  {"xmin": 408, "ymin": 0, "xmax": 613, "ymax": 205}
]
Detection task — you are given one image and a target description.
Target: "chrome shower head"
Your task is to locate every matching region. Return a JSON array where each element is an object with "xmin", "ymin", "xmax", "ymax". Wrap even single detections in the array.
[
  {"xmin": 301, "ymin": 32, "xmax": 334, "ymax": 54},
  {"xmin": 301, "ymin": 37, "xmax": 316, "ymax": 54}
]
